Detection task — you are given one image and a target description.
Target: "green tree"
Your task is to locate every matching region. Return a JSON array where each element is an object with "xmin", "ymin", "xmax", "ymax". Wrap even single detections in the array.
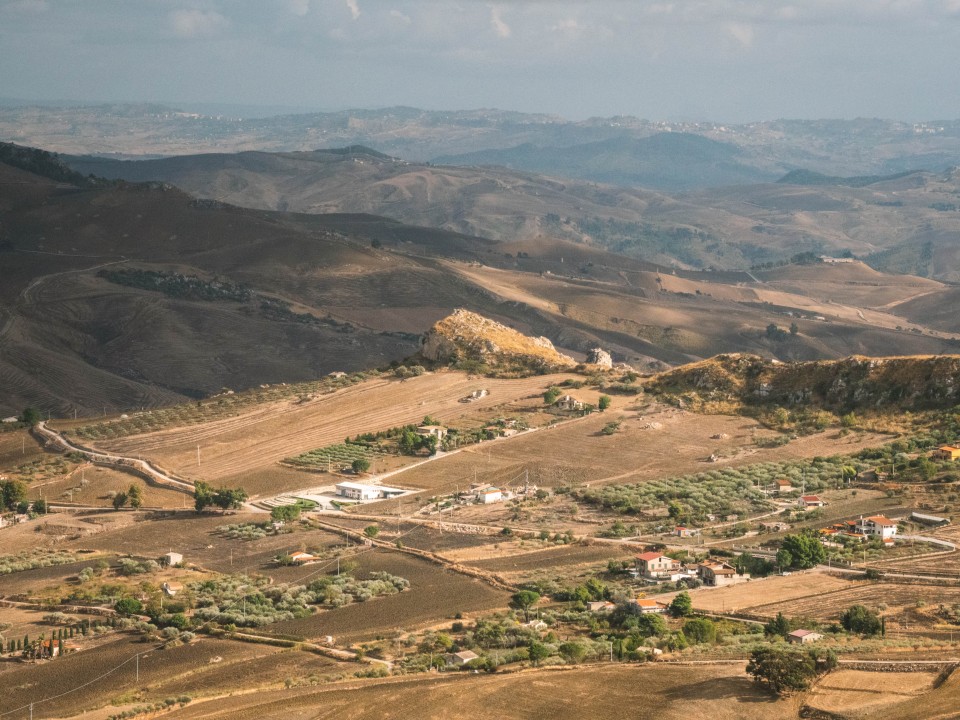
[
  {"xmin": 127, "ymin": 484, "xmax": 143, "ymax": 509},
  {"xmin": 194, "ymin": 481, "xmax": 213, "ymax": 512},
  {"xmin": 114, "ymin": 597, "xmax": 143, "ymax": 616},
  {"xmin": 840, "ymin": 604, "xmax": 882, "ymax": 636},
  {"xmin": 598, "ymin": 395, "xmax": 611, "ymax": 412},
  {"xmin": 1, "ymin": 480, "xmax": 27, "ymax": 510},
  {"xmin": 112, "ymin": 492, "xmax": 128, "ymax": 510},
  {"xmin": 32, "ymin": 498, "xmax": 47, "ymax": 514},
  {"xmin": 682, "ymin": 617, "xmax": 716, "ymax": 645},
  {"xmin": 19, "ymin": 408, "xmax": 41, "ymax": 426},
  {"xmin": 668, "ymin": 591, "xmax": 693, "ymax": 618},
  {"xmin": 764, "ymin": 612, "xmax": 791, "ymax": 638},
  {"xmin": 510, "ymin": 590, "xmax": 541, "ymax": 621},
  {"xmin": 543, "ymin": 388, "xmax": 561, "ymax": 405},
  {"xmin": 528, "ymin": 640, "xmax": 551, "ymax": 666},
  {"xmin": 212, "ymin": 487, "xmax": 247, "ymax": 511},
  {"xmin": 780, "ymin": 532, "xmax": 826, "ymax": 569},
  {"xmin": 271, "ymin": 504, "xmax": 301, "ymax": 522},
  {"xmin": 789, "ymin": 322, "xmax": 799, "ymax": 336},
  {"xmin": 747, "ymin": 648, "xmax": 818, "ymax": 695},
  {"xmin": 352, "ymin": 458, "xmax": 371, "ymax": 474},
  {"xmin": 775, "ymin": 548, "xmax": 793, "ymax": 571},
  {"xmin": 558, "ymin": 641, "xmax": 589, "ymax": 663},
  {"xmin": 364, "ymin": 525, "xmax": 380, "ymax": 539}
]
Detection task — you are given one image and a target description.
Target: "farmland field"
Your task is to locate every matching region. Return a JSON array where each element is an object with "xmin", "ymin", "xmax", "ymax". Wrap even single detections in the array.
[
  {"xmin": 804, "ymin": 669, "xmax": 939, "ymax": 715},
  {"xmin": 82, "ymin": 371, "xmax": 574, "ymax": 496},
  {"xmin": 683, "ymin": 572, "xmax": 857, "ymax": 615},
  {"xmin": 269, "ymin": 549, "xmax": 511, "ymax": 642},
  {"xmin": 157, "ymin": 664, "xmax": 802, "ymax": 720},
  {"xmin": 0, "ymin": 635, "xmax": 350, "ymax": 720},
  {"xmin": 379, "ymin": 400, "xmax": 890, "ymax": 500}
]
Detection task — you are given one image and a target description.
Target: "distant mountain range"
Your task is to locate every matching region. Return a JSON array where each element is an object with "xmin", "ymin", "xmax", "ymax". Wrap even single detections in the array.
[
  {"xmin": 3, "ymin": 104, "xmax": 960, "ymax": 190},
  {"xmin": 65, "ymin": 145, "xmax": 960, "ymax": 282}
]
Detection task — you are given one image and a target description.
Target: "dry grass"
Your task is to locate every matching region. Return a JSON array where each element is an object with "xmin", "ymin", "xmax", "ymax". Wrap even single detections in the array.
[
  {"xmin": 162, "ymin": 664, "xmax": 801, "ymax": 720},
  {"xmin": 91, "ymin": 371, "xmax": 573, "ymax": 496},
  {"xmin": 805, "ymin": 669, "xmax": 939, "ymax": 715},
  {"xmin": 683, "ymin": 572, "xmax": 856, "ymax": 615}
]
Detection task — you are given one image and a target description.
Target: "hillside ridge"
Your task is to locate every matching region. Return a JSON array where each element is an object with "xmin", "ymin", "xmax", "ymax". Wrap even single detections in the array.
[{"xmin": 650, "ymin": 352, "xmax": 960, "ymax": 412}]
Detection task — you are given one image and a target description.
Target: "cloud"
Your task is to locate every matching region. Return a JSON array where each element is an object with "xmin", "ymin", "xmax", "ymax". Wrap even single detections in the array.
[
  {"xmin": 169, "ymin": 9, "xmax": 228, "ymax": 39},
  {"xmin": 289, "ymin": 0, "xmax": 310, "ymax": 17},
  {"xmin": 490, "ymin": 5, "xmax": 511, "ymax": 38},
  {"xmin": 390, "ymin": 9, "xmax": 411, "ymax": 24},
  {"xmin": 346, "ymin": 0, "xmax": 360, "ymax": 20},
  {"xmin": 725, "ymin": 21, "xmax": 754, "ymax": 48}
]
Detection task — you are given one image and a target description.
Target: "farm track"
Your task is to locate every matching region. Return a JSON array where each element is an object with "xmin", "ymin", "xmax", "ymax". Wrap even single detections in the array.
[{"xmin": 32, "ymin": 421, "xmax": 195, "ymax": 493}]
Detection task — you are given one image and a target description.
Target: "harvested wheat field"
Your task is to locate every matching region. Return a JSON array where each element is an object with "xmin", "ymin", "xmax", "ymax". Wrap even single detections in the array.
[
  {"xmin": 804, "ymin": 669, "xmax": 941, "ymax": 716},
  {"xmin": 879, "ymin": 667, "xmax": 960, "ymax": 720},
  {"xmin": 158, "ymin": 664, "xmax": 800, "ymax": 720},
  {"xmin": 732, "ymin": 582, "xmax": 960, "ymax": 622},
  {"xmin": 683, "ymin": 571, "xmax": 857, "ymax": 614},
  {"xmin": 87, "ymin": 371, "xmax": 574, "ymax": 495}
]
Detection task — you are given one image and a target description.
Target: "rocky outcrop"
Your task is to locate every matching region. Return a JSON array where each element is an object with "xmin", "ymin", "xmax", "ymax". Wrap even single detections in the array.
[
  {"xmin": 586, "ymin": 347, "xmax": 613, "ymax": 368},
  {"xmin": 420, "ymin": 309, "xmax": 576, "ymax": 375}
]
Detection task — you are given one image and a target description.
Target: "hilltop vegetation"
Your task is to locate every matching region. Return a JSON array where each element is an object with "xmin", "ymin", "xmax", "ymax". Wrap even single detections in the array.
[{"xmin": 649, "ymin": 353, "xmax": 960, "ymax": 413}]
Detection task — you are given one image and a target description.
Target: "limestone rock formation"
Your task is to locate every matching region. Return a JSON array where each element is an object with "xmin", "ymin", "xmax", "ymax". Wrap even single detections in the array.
[
  {"xmin": 420, "ymin": 309, "xmax": 576, "ymax": 375},
  {"xmin": 586, "ymin": 347, "xmax": 613, "ymax": 368}
]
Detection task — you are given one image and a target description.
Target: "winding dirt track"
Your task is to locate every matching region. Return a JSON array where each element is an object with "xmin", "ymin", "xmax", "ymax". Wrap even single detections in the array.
[{"xmin": 95, "ymin": 372, "xmax": 572, "ymax": 484}]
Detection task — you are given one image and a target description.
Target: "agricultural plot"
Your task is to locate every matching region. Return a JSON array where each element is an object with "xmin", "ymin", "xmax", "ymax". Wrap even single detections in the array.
[
  {"xmin": 683, "ymin": 572, "xmax": 856, "ymax": 615},
  {"xmin": 386, "ymin": 401, "xmax": 888, "ymax": 501},
  {"xmin": 739, "ymin": 582, "xmax": 960, "ymax": 623},
  {"xmin": 805, "ymin": 669, "xmax": 939, "ymax": 716},
  {"xmin": 89, "ymin": 372, "xmax": 567, "ymax": 493},
  {"xmin": 67, "ymin": 512, "xmax": 345, "ymax": 576},
  {"xmin": 161, "ymin": 664, "xmax": 800, "ymax": 720},
  {"xmin": 270, "ymin": 550, "xmax": 511, "ymax": 643},
  {"xmin": 575, "ymin": 456, "xmax": 854, "ymax": 520},
  {"xmin": 0, "ymin": 635, "xmax": 349, "ymax": 720},
  {"xmin": 67, "ymin": 374, "xmax": 367, "ymax": 442},
  {"xmin": 285, "ymin": 443, "xmax": 386, "ymax": 470}
]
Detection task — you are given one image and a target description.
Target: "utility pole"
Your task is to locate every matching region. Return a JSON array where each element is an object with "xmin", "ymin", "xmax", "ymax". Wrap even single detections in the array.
[
  {"xmin": 197, "ymin": 445, "xmax": 201, "ymax": 469},
  {"xmin": 136, "ymin": 654, "xmax": 139, "ymax": 683}
]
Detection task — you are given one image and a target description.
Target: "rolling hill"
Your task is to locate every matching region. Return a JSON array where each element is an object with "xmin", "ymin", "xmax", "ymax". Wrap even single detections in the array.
[
  {"xmin": 3, "ymin": 142, "xmax": 960, "ymax": 418},
  {"xmin": 66, "ymin": 146, "xmax": 960, "ymax": 281}
]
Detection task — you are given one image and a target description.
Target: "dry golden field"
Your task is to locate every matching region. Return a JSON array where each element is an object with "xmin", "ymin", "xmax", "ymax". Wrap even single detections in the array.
[
  {"xmin": 88, "ymin": 371, "xmax": 575, "ymax": 496},
  {"xmin": 804, "ymin": 669, "xmax": 940, "ymax": 716},
  {"xmin": 159, "ymin": 664, "xmax": 803, "ymax": 720}
]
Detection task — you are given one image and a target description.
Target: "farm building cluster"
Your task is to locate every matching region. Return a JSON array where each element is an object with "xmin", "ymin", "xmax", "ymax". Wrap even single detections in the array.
[{"xmin": 635, "ymin": 552, "xmax": 750, "ymax": 587}]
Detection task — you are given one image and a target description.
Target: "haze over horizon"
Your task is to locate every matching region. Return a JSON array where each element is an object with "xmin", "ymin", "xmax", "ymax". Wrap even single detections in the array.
[{"xmin": 2, "ymin": 0, "xmax": 960, "ymax": 124}]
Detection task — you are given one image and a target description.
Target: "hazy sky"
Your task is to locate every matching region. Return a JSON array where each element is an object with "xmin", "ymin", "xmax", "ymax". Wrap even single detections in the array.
[{"xmin": 2, "ymin": 0, "xmax": 959, "ymax": 122}]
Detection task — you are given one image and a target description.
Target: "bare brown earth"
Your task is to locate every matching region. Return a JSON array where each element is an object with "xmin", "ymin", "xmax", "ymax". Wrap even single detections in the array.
[
  {"xmin": 270, "ymin": 550, "xmax": 510, "ymax": 643},
  {"xmin": 155, "ymin": 663, "xmax": 801, "ymax": 720},
  {"xmin": 0, "ymin": 635, "xmax": 349, "ymax": 720}
]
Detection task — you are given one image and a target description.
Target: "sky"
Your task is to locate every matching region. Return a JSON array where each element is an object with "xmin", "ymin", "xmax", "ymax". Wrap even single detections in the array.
[{"xmin": 1, "ymin": 0, "xmax": 959, "ymax": 122}]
